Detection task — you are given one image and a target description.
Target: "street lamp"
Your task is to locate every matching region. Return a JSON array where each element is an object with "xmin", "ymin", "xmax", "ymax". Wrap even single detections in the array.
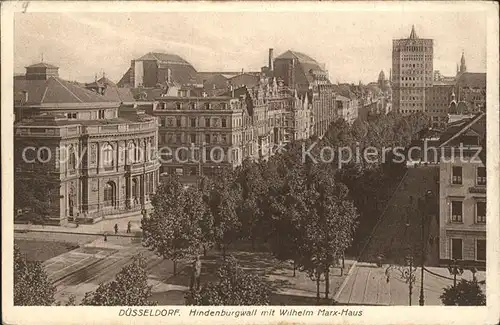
[
  {"xmin": 447, "ymin": 259, "xmax": 464, "ymax": 288},
  {"xmin": 417, "ymin": 192, "xmax": 432, "ymax": 306},
  {"xmin": 397, "ymin": 254, "xmax": 417, "ymax": 306}
]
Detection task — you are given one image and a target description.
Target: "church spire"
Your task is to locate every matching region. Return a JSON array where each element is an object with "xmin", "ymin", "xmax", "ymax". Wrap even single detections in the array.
[
  {"xmin": 459, "ymin": 51, "xmax": 467, "ymax": 73},
  {"xmin": 409, "ymin": 25, "xmax": 418, "ymax": 39}
]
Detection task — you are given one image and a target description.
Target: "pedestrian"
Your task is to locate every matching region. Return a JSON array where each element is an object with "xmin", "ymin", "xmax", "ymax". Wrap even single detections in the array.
[
  {"xmin": 385, "ymin": 266, "xmax": 391, "ymax": 283},
  {"xmin": 114, "ymin": 223, "xmax": 118, "ymax": 234},
  {"xmin": 127, "ymin": 221, "xmax": 131, "ymax": 234},
  {"xmin": 377, "ymin": 254, "xmax": 384, "ymax": 267},
  {"xmin": 190, "ymin": 255, "xmax": 202, "ymax": 291}
]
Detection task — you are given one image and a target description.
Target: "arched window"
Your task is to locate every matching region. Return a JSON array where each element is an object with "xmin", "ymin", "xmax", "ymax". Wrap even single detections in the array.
[
  {"xmin": 128, "ymin": 141, "xmax": 136, "ymax": 163},
  {"xmin": 102, "ymin": 143, "xmax": 114, "ymax": 167},
  {"xmin": 148, "ymin": 173, "xmax": 154, "ymax": 194},
  {"xmin": 149, "ymin": 138, "xmax": 155, "ymax": 161},
  {"xmin": 135, "ymin": 141, "xmax": 142, "ymax": 162},
  {"xmin": 146, "ymin": 139, "xmax": 152, "ymax": 161},
  {"xmin": 68, "ymin": 146, "xmax": 76, "ymax": 170},
  {"xmin": 131, "ymin": 178, "xmax": 138, "ymax": 203},
  {"xmin": 104, "ymin": 181, "xmax": 116, "ymax": 207}
]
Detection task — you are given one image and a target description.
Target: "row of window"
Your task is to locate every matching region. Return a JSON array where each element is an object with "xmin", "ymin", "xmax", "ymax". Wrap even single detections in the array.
[
  {"xmin": 450, "ymin": 238, "xmax": 485, "ymax": 261},
  {"xmin": 401, "ymin": 76, "xmax": 432, "ymax": 81},
  {"xmin": 401, "ymin": 63, "xmax": 430, "ymax": 68},
  {"xmin": 452, "ymin": 166, "xmax": 486, "ymax": 186},
  {"xmin": 163, "ymin": 116, "xmax": 231, "ymax": 128},
  {"xmin": 450, "ymin": 200, "xmax": 486, "ymax": 223},
  {"xmin": 65, "ymin": 109, "xmax": 107, "ymax": 120},
  {"xmin": 160, "ymin": 147, "xmax": 241, "ymax": 164},
  {"xmin": 158, "ymin": 102, "xmax": 231, "ymax": 111},
  {"xmin": 401, "ymin": 103, "xmax": 423, "ymax": 107},
  {"xmin": 162, "ymin": 132, "xmax": 230, "ymax": 145}
]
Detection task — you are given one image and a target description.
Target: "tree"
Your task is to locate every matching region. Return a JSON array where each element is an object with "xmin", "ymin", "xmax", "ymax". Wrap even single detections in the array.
[
  {"xmin": 142, "ymin": 176, "xmax": 208, "ymax": 275},
  {"xmin": 294, "ymin": 163, "xmax": 359, "ymax": 301},
  {"xmin": 264, "ymin": 145, "xmax": 358, "ymax": 302},
  {"xmin": 185, "ymin": 256, "xmax": 274, "ymax": 305},
  {"xmin": 234, "ymin": 158, "xmax": 267, "ymax": 250},
  {"xmin": 206, "ymin": 171, "xmax": 242, "ymax": 258},
  {"xmin": 81, "ymin": 255, "xmax": 156, "ymax": 306},
  {"xmin": 440, "ymin": 279, "xmax": 486, "ymax": 306},
  {"xmin": 14, "ymin": 163, "xmax": 60, "ymax": 225},
  {"xmin": 14, "ymin": 245, "xmax": 55, "ymax": 306}
]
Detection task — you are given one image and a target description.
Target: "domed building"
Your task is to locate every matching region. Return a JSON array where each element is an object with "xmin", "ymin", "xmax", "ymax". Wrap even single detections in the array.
[{"xmin": 15, "ymin": 62, "xmax": 160, "ymax": 225}]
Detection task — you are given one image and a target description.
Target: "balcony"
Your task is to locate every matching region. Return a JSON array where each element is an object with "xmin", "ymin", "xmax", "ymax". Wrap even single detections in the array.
[
  {"xmin": 125, "ymin": 160, "xmax": 159, "ymax": 173},
  {"xmin": 469, "ymin": 186, "xmax": 486, "ymax": 194}
]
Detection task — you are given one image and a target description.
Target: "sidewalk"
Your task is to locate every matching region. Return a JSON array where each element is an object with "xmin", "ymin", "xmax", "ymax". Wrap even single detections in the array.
[
  {"xmin": 15, "ymin": 214, "xmax": 143, "ymax": 237},
  {"xmin": 336, "ymin": 262, "xmax": 486, "ymax": 306}
]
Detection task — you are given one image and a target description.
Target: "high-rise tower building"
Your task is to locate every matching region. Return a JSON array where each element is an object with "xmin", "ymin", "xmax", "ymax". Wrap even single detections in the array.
[{"xmin": 392, "ymin": 25, "xmax": 434, "ymax": 115}]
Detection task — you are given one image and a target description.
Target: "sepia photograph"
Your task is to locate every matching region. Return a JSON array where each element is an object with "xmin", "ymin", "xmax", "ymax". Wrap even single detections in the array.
[{"xmin": 2, "ymin": 1, "xmax": 499, "ymax": 324}]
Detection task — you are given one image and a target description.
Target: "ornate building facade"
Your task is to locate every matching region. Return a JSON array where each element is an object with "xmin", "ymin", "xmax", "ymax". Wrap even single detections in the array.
[
  {"xmin": 14, "ymin": 63, "xmax": 160, "ymax": 226},
  {"xmin": 152, "ymin": 88, "xmax": 249, "ymax": 182},
  {"xmin": 272, "ymin": 50, "xmax": 335, "ymax": 137}
]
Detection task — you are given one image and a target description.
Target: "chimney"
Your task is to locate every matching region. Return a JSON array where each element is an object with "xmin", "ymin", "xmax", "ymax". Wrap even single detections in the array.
[
  {"xmin": 269, "ymin": 48, "xmax": 274, "ymax": 71},
  {"xmin": 167, "ymin": 68, "xmax": 172, "ymax": 83}
]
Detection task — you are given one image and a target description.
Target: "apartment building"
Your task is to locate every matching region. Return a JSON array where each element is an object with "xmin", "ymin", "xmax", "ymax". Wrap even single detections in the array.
[
  {"xmin": 152, "ymin": 89, "xmax": 250, "ymax": 181},
  {"xmin": 437, "ymin": 113, "xmax": 486, "ymax": 268}
]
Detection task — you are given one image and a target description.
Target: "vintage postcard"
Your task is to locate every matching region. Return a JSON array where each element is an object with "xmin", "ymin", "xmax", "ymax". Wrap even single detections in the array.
[{"xmin": 2, "ymin": 1, "xmax": 499, "ymax": 324}]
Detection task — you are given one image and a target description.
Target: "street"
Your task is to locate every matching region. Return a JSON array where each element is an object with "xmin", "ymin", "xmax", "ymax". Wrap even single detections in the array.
[{"xmin": 336, "ymin": 262, "xmax": 485, "ymax": 305}]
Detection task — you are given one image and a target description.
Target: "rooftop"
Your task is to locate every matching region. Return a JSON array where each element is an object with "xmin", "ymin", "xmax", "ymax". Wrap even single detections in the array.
[
  {"xmin": 135, "ymin": 52, "xmax": 192, "ymax": 65},
  {"xmin": 26, "ymin": 62, "xmax": 59, "ymax": 69},
  {"xmin": 439, "ymin": 112, "xmax": 486, "ymax": 147},
  {"xmin": 456, "ymin": 72, "xmax": 486, "ymax": 88},
  {"xmin": 14, "ymin": 76, "xmax": 118, "ymax": 106}
]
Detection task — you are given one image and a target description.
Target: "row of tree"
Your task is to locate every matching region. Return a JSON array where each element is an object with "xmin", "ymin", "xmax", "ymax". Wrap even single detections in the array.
[{"xmin": 15, "ymin": 243, "xmax": 486, "ymax": 306}]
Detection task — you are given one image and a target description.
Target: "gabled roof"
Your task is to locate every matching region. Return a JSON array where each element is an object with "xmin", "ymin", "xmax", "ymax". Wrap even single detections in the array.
[
  {"xmin": 275, "ymin": 50, "xmax": 319, "ymax": 64},
  {"xmin": 102, "ymin": 87, "xmax": 136, "ymax": 102},
  {"xmin": 97, "ymin": 76, "xmax": 117, "ymax": 87},
  {"xmin": 26, "ymin": 62, "xmax": 59, "ymax": 69},
  {"xmin": 275, "ymin": 50, "xmax": 329, "ymax": 86},
  {"xmin": 438, "ymin": 112, "xmax": 486, "ymax": 147},
  {"xmin": 14, "ymin": 76, "xmax": 116, "ymax": 105},
  {"xmin": 136, "ymin": 52, "xmax": 192, "ymax": 65},
  {"xmin": 117, "ymin": 68, "xmax": 132, "ymax": 87}
]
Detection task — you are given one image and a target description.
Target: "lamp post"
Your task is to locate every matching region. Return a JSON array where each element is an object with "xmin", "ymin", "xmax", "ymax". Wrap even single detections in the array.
[
  {"xmin": 447, "ymin": 259, "xmax": 464, "ymax": 288},
  {"xmin": 418, "ymin": 196, "xmax": 427, "ymax": 306},
  {"xmin": 398, "ymin": 254, "xmax": 417, "ymax": 306}
]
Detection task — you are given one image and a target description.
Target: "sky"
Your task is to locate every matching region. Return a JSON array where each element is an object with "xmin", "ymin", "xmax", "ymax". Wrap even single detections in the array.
[{"xmin": 14, "ymin": 10, "xmax": 487, "ymax": 84}]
